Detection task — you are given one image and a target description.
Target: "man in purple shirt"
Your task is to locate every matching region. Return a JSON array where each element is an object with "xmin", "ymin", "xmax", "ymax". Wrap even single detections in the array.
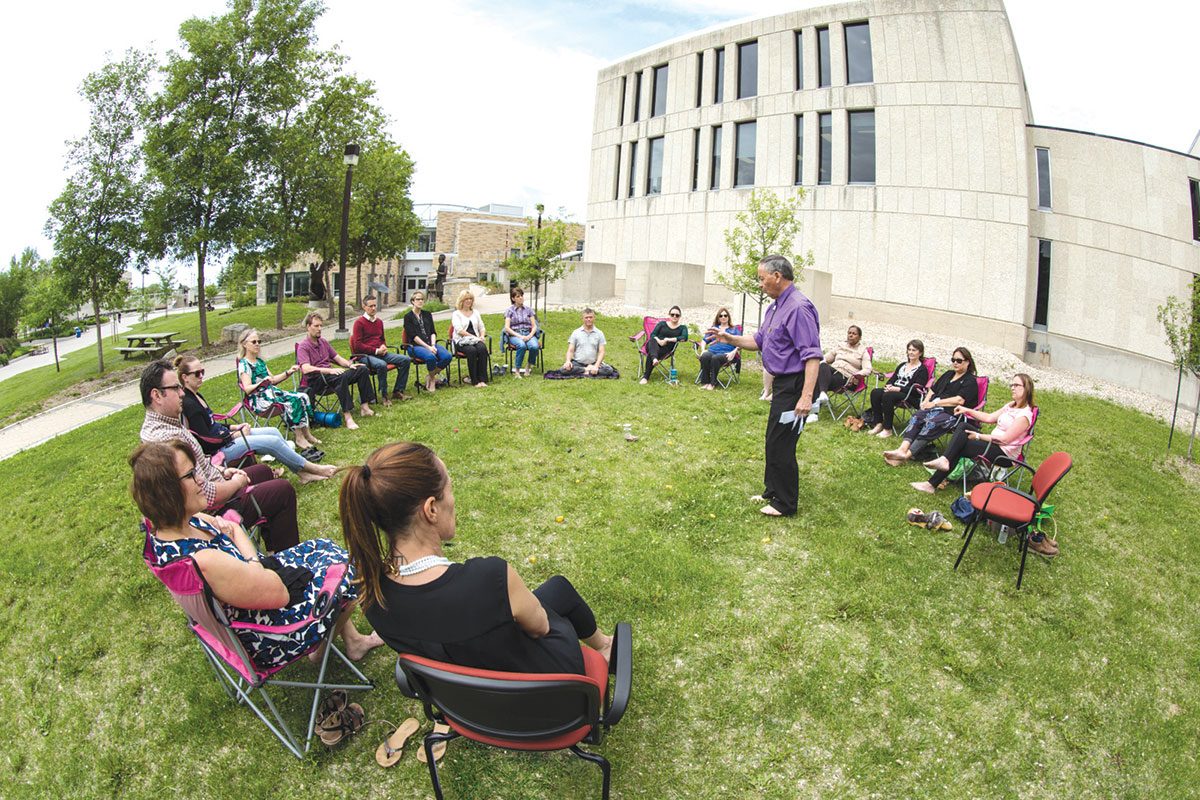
[
  {"xmin": 711, "ymin": 255, "xmax": 822, "ymax": 516},
  {"xmin": 297, "ymin": 311, "xmax": 376, "ymax": 430}
]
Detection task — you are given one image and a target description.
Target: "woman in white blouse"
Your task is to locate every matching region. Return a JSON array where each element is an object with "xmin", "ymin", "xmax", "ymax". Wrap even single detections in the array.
[{"xmin": 451, "ymin": 290, "xmax": 490, "ymax": 388}]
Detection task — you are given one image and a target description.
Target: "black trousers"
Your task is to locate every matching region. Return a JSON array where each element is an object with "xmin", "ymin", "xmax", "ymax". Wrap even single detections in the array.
[
  {"xmin": 699, "ymin": 350, "xmax": 734, "ymax": 385},
  {"xmin": 532, "ymin": 576, "xmax": 598, "ymax": 639},
  {"xmin": 867, "ymin": 385, "xmax": 919, "ymax": 430},
  {"xmin": 642, "ymin": 340, "xmax": 677, "ymax": 380},
  {"xmin": 457, "ymin": 341, "xmax": 489, "ymax": 384},
  {"xmin": 816, "ymin": 361, "xmax": 849, "ymax": 394},
  {"xmin": 309, "ymin": 366, "xmax": 375, "ymax": 412},
  {"xmin": 928, "ymin": 422, "xmax": 1003, "ymax": 486},
  {"xmin": 764, "ymin": 371, "xmax": 808, "ymax": 516},
  {"xmin": 225, "ymin": 464, "xmax": 299, "ymax": 553}
]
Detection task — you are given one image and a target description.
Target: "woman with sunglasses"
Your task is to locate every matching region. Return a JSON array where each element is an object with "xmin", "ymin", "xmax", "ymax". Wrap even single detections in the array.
[
  {"xmin": 883, "ymin": 347, "xmax": 979, "ymax": 466},
  {"xmin": 639, "ymin": 305, "xmax": 689, "ymax": 385},
  {"xmin": 237, "ymin": 328, "xmax": 321, "ymax": 453},
  {"xmin": 698, "ymin": 307, "xmax": 739, "ymax": 390},
  {"xmin": 176, "ymin": 355, "xmax": 337, "ymax": 484}
]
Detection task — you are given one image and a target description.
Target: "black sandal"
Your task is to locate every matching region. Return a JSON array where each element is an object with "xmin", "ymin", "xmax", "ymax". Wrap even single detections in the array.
[{"xmin": 319, "ymin": 702, "xmax": 366, "ymax": 746}]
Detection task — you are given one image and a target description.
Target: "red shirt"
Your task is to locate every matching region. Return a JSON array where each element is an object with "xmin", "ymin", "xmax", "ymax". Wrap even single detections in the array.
[{"xmin": 350, "ymin": 315, "xmax": 386, "ymax": 355}]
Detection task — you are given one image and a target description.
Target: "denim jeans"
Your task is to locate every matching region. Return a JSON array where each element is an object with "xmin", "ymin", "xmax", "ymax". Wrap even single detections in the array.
[
  {"xmin": 505, "ymin": 333, "xmax": 540, "ymax": 369},
  {"xmin": 409, "ymin": 344, "xmax": 453, "ymax": 370},
  {"xmin": 220, "ymin": 427, "xmax": 307, "ymax": 472},
  {"xmin": 359, "ymin": 351, "xmax": 411, "ymax": 396}
]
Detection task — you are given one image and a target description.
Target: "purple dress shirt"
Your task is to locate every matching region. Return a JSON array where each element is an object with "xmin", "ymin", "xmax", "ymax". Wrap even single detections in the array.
[
  {"xmin": 296, "ymin": 336, "xmax": 339, "ymax": 369},
  {"xmin": 753, "ymin": 283, "xmax": 822, "ymax": 375}
]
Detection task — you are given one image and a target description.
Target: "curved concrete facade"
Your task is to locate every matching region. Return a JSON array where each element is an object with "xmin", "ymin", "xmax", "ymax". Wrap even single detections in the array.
[{"xmin": 585, "ymin": 0, "xmax": 1200, "ymax": 403}]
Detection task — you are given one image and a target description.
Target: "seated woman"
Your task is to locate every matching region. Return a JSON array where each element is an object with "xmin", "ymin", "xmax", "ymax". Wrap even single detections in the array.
[
  {"xmin": 502, "ymin": 287, "xmax": 540, "ymax": 377},
  {"xmin": 176, "ymin": 355, "xmax": 336, "ymax": 484},
  {"xmin": 883, "ymin": 347, "xmax": 979, "ymax": 466},
  {"xmin": 639, "ymin": 306, "xmax": 689, "ymax": 385},
  {"xmin": 698, "ymin": 307, "xmax": 739, "ymax": 390},
  {"xmin": 236, "ymin": 329, "xmax": 321, "ymax": 453},
  {"xmin": 866, "ymin": 339, "xmax": 929, "ymax": 438},
  {"xmin": 403, "ymin": 290, "xmax": 453, "ymax": 392},
  {"xmin": 450, "ymin": 290, "xmax": 490, "ymax": 388},
  {"xmin": 131, "ymin": 440, "xmax": 384, "ymax": 666},
  {"xmin": 342, "ymin": 442, "xmax": 613, "ymax": 675},
  {"xmin": 911, "ymin": 373, "xmax": 1036, "ymax": 494},
  {"xmin": 809, "ymin": 325, "xmax": 873, "ymax": 421}
]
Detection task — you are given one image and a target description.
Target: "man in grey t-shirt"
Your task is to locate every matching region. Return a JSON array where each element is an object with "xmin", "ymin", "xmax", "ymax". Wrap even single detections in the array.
[{"xmin": 561, "ymin": 308, "xmax": 614, "ymax": 376}]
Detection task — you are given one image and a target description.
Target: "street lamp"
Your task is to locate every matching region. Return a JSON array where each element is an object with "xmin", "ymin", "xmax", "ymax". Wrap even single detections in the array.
[
  {"xmin": 535, "ymin": 203, "xmax": 544, "ymax": 315},
  {"xmin": 337, "ymin": 143, "xmax": 360, "ymax": 332}
]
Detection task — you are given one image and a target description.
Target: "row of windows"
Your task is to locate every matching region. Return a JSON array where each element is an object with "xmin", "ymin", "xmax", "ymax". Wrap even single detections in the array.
[
  {"xmin": 612, "ymin": 110, "xmax": 876, "ymax": 199},
  {"xmin": 616, "ymin": 21, "xmax": 873, "ymax": 125}
]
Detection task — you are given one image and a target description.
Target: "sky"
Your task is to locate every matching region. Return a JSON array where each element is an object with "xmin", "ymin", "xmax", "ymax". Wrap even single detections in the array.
[{"xmin": 2, "ymin": 0, "xmax": 1197, "ymax": 285}]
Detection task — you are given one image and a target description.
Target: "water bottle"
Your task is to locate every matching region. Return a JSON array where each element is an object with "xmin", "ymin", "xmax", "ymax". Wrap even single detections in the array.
[
  {"xmin": 997, "ymin": 525, "xmax": 1009, "ymax": 544},
  {"xmin": 669, "ymin": 366, "xmax": 678, "ymax": 384}
]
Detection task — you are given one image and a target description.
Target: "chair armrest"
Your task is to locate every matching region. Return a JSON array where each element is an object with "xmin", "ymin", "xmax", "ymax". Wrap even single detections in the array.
[
  {"xmin": 604, "ymin": 622, "xmax": 632, "ymax": 728},
  {"xmin": 394, "ymin": 656, "xmax": 420, "ymax": 699},
  {"xmin": 628, "ymin": 331, "xmax": 645, "ymax": 344}
]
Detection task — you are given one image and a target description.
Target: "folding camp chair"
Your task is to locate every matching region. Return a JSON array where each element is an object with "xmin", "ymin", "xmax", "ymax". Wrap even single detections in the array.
[
  {"xmin": 501, "ymin": 329, "xmax": 547, "ymax": 375},
  {"xmin": 395, "ymin": 622, "xmax": 632, "ymax": 800},
  {"xmin": 944, "ymin": 406, "xmax": 1040, "ymax": 495},
  {"xmin": 447, "ymin": 325, "xmax": 493, "ymax": 385},
  {"xmin": 236, "ymin": 355, "xmax": 290, "ymax": 432},
  {"xmin": 294, "ymin": 342, "xmax": 355, "ymax": 422},
  {"xmin": 140, "ymin": 524, "xmax": 372, "ymax": 758},
  {"xmin": 953, "ymin": 451, "xmax": 1072, "ymax": 589},
  {"xmin": 694, "ymin": 326, "xmax": 742, "ymax": 388},
  {"xmin": 890, "ymin": 356, "xmax": 937, "ymax": 430},
  {"xmin": 824, "ymin": 347, "xmax": 874, "ymax": 421},
  {"xmin": 185, "ymin": 411, "xmax": 258, "ymax": 470},
  {"xmin": 630, "ymin": 317, "xmax": 696, "ymax": 383}
]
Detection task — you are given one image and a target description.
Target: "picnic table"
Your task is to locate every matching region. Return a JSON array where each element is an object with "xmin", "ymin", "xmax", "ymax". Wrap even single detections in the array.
[{"xmin": 116, "ymin": 332, "xmax": 189, "ymax": 359}]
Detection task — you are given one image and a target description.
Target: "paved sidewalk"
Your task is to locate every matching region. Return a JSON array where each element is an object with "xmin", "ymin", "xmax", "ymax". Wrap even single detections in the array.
[{"xmin": 0, "ymin": 294, "xmax": 508, "ymax": 461}]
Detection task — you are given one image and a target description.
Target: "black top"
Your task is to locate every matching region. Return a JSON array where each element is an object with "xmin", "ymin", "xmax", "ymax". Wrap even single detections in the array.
[
  {"xmin": 365, "ymin": 556, "xmax": 585, "ymax": 675},
  {"xmin": 886, "ymin": 362, "xmax": 929, "ymax": 392},
  {"xmin": 182, "ymin": 389, "xmax": 229, "ymax": 455},
  {"xmin": 402, "ymin": 309, "xmax": 438, "ymax": 348},
  {"xmin": 650, "ymin": 320, "xmax": 688, "ymax": 342},
  {"xmin": 929, "ymin": 370, "xmax": 979, "ymax": 408}
]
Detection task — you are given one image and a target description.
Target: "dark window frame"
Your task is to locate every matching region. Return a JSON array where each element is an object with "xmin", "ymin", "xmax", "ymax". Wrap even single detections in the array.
[
  {"xmin": 1036, "ymin": 147, "xmax": 1052, "ymax": 210},
  {"xmin": 817, "ymin": 26, "xmax": 831, "ymax": 87},
  {"xmin": 794, "ymin": 114, "xmax": 805, "ymax": 185},
  {"xmin": 1033, "ymin": 239, "xmax": 1051, "ymax": 329},
  {"xmin": 847, "ymin": 109, "xmax": 875, "ymax": 184},
  {"xmin": 737, "ymin": 40, "xmax": 758, "ymax": 100},
  {"xmin": 713, "ymin": 47, "xmax": 725, "ymax": 104},
  {"xmin": 651, "ymin": 64, "xmax": 668, "ymax": 118},
  {"xmin": 695, "ymin": 53, "xmax": 704, "ymax": 108},
  {"xmin": 627, "ymin": 140, "xmax": 639, "ymax": 198},
  {"xmin": 844, "ymin": 21, "xmax": 873, "ymax": 84},
  {"xmin": 1188, "ymin": 179, "xmax": 1199, "ymax": 241},
  {"xmin": 617, "ymin": 76, "xmax": 626, "ymax": 125},
  {"xmin": 633, "ymin": 71, "xmax": 642, "ymax": 122},
  {"xmin": 734, "ymin": 120, "xmax": 757, "ymax": 187},
  {"xmin": 795, "ymin": 30, "xmax": 803, "ymax": 90},
  {"xmin": 646, "ymin": 135, "xmax": 665, "ymax": 195},
  {"xmin": 710, "ymin": 125, "xmax": 723, "ymax": 190},
  {"xmin": 691, "ymin": 128, "xmax": 701, "ymax": 191},
  {"xmin": 612, "ymin": 144, "xmax": 622, "ymax": 200},
  {"xmin": 818, "ymin": 112, "xmax": 832, "ymax": 185}
]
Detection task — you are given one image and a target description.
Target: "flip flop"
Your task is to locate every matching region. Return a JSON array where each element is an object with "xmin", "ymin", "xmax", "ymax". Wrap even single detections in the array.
[
  {"xmin": 376, "ymin": 717, "xmax": 420, "ymax": 767},
  {"xmin": 319, "ymin": 702, "xmax": 366, "ymax": 746},
  {"xmin": 417, "ymin": 723, "xmax": 452, "ymax": 764},
  {"xmin": 906, "ymin": 508, "xmax": 928, "ymax": 527}
]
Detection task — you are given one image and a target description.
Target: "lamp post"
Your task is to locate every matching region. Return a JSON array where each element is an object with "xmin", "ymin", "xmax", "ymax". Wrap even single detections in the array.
[
  {"xmin": 535, "ymin": 202, "xmax": 544, "ymax": 315},
  {"xmin": 337, "ymin": 143, "xmax": 360, "ymax": 332}
]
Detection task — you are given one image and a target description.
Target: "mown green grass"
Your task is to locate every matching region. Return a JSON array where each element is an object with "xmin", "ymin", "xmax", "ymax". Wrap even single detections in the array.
[
  {"xmin": 0, "ymin": 304, "xmax": 311, "ymax": 426},
  {"xmin": 0, "ymin": 310, "xmax": 1197, "ymax": 799}
]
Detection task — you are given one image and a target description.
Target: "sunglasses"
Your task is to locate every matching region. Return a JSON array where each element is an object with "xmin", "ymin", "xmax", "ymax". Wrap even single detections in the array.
[
  {"xmin": 717, "ymin": 313, "xmax": 729, "ymax": 318},
  {"xmin": 246, "ymin": 339, "xmax": 260, "ymax": 344},
  {"xmin": 184, "ymin": 369, "xmax": 205, "ymax": 378},
  {"xmin": 669, "ymin": 313, "xmax": 681, "ymax": 318},
  {"xmin": 951, "ymin": 358, "xmax": 966, "ymax": 364}
]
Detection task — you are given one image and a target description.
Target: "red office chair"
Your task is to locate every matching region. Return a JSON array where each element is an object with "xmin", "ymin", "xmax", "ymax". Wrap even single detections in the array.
[{"xmin": 395, "ymin": 622, "xmax": 632, "ymax": 800}]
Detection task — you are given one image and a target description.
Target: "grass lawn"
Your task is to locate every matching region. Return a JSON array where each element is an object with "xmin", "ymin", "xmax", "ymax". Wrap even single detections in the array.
[
  {"xmin": 0, "ymin": 305, "xmax": 311, "ymax": 427},
  {"xmin": 0, "ymin": 310, "xmax": 1197, "ymax": 799}
]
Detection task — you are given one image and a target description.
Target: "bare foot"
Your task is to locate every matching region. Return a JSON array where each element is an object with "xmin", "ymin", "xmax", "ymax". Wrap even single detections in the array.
[
  {"xmin": 868, "ymin": 424, "xmax": 883, "ymax": 435},
  {"xmin": 476, "ymin": 382, "xmax": 487, "ymax": 388},
  {"xmin": 923, "ymin": 456, "xmax": 951, "ymax": 472},
  {"xmin": 344, "ymin": 416, "xmax": 359, "ymax": 430},
  {"xmin": 298, "ymin": 470, "xmax": 331, "ymax": 484},
  {"xmin": 309, "ymin": 435, "xmax": 323, "ymax": 446},
  {"xmin": 883, "ymin": 450, "xmax": 909, "ymax": 466},
  {"xmin": 639, "ymin": 378, "xmax": 648, "ymax": 385},
  {"xmin": 346, "ymin": 631, "xmax": 385, "ymax": 661},
  {"xmin": 272, "ymin": 467, "xmax": 286, "ymax": 479},
  {"xmin": 910, "ymin": 481, "xmax": 936, "ymax": 494},
  {"xmin": 876, "ymin": 430, "xmax": 894, "ymax": 439},
  {"xmin": 381, "ymin": 398, "xmax": 392, "ymax": 408},
  {"xmin": 360, "ymin": 406, "xmax": 375, "ymax": 417}
]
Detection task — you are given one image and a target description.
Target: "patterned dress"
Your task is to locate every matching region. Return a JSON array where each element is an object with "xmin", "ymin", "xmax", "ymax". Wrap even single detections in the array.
[
  {"xmin": 238, "ymin": 357, "xmax": 312, "ymax": 428},
  {"xmin": 150, "ymin": 528, "xmax": 358, "ymax": 669}
]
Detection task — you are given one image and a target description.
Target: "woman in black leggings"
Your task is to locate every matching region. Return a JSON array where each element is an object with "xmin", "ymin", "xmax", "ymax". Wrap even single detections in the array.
[
  {"xmin": 640, "ymin": 306, "xmax": 688, "ymax": 384},
  {"xmin": 866, "ymin": 339, "xmax": 929, "ymax": 438}
]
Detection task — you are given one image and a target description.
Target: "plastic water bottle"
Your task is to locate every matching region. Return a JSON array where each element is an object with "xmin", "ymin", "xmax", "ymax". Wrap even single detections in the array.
[
  {"xmin": 669, "ymin": 366, "xmax": 678, "ymax": 384},
  {"xmin": 997, "ymin": 525, "xmax": 1009, "ymax": 544}
]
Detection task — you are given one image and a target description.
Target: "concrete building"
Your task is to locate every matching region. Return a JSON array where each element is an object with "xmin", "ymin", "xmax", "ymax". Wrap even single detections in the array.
[{"xmin": 584, "ymin": 0, "xmax": 1200, "ymax": 403}]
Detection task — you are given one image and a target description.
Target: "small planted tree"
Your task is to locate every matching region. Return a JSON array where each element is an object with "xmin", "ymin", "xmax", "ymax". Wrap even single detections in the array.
[
  {"xmin": 718, "ymin": 188, "xmax": 813, "ymax": 327},
  {"xmin": 1157, "ymin": 275, "xmax": 1200, "ymax": 459},
  {"xmin": 502, "ymin": 208, "xmax": 577, "ymax": 317},
  {"xmin": 154, "ymin": 263, "xmax": 178, "ymax": 317},
  {"xmin": 20, "ymin": 263, "xmax": 68, "ymax": 372}
]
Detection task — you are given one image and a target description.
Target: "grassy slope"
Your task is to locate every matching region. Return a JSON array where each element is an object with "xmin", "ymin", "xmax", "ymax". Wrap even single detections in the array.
[{"xmin": 0, "ymin": 311, "xmax": 1197, "ymax": 799}]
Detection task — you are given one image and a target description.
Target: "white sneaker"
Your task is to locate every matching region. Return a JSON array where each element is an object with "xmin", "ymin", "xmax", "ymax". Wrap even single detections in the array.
[
  {"xmin": 816, "ymin": 392, "xmax": 829, "ymax": 408},
  {"xmin": 806, "ymin": 412, "xmax": 819, "ymax": 424}
]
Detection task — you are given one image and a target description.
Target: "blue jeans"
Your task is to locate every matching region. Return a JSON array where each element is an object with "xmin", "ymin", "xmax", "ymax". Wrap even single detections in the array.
[
  {"xmin": 505, "ymin": 333, "xmax": 539, "ymax": 369},
  {"xmin": 409, "ymin": 344, "xmax": 453, "ymax": 371},
  {"xmin": 220, "ymin": 428, "xmax": 307, "ymax": 472},
  {"xmin": 359, "ymin": 351, "xmax": 411, "ymax": 396}
]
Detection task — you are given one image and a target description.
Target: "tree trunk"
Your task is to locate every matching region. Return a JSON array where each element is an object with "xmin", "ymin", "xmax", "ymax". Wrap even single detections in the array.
[
  {"xmin": 52, "ymin": 333, "xmax": 60, "ymax": 372},
  {"xmin": 1168, "ymin": 363, "xmax": 1183, "ymax": 454},
  {"xmin": 740, "ymin": 294, "xmax": 747, "ymax": 328},
  {"xmin": 276, "ymin": 263, "xmax": 285, "ymax": 330},
  {"xmin": 91, "ymin": 278, "xmax": 104, "ymax": 373},
  {"xmin": 197, "ymin": 241, "xmax": 209, "ymax": 347}
]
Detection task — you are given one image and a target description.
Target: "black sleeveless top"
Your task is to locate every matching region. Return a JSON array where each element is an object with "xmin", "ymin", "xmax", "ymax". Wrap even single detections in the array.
[{"xmin": 365, "ymin": 556, "xmax": 585, "ymax": 675}]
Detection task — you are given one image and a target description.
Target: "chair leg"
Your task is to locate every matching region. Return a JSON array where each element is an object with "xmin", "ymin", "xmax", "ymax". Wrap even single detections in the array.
[
  {"xmin": 570, "ymin": 745, "xmax": 612, "ymax": 800},
  {"xmin": 1016, "ymin": 528, "xmax": 1030, "ymax": 590},
  {"xmin": 954, "ymin": 514, "xmax": 980, "ymax": 571},
  {"xmin": 424, "ymin": 730, "xmax": 459, "ymax": 800}
]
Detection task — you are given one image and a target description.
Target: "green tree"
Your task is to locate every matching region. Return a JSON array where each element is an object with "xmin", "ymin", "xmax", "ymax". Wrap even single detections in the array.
[
  {"xmin": 0, "ymin": 248, "xmax": 40, "ymax": 339},
  {"xmin": 718, "ymin": 188, "xmax": 813, "ymax": 327},
  {"xmin": 153, "ymin": 263, "xmax": 179, "ymax": 318},
  {"xmin": 344, "ymin": 139, "xmax": 420, "ymax": 308},
  {"xmin": 19, "ymin": 263, "xmax": 69, "ymax": 372},
  {"xmin": 1157, "ymin": 276, "xmax": 1200, "ymax": 459},
  {"xmin": 45, "ymin": 50, "xmax": 152, "ymax": 373},
  {"xmin": 502, "ymin": 207, "xmax": 578, "ymax": 317}
]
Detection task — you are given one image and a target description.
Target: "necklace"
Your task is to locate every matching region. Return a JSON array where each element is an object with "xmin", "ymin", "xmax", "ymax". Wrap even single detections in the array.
[{"xmin": 392, "ymin": 554, "xmax": 451, "ymax": 576}]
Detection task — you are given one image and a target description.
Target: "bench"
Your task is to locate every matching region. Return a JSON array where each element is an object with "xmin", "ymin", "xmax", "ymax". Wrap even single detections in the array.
[{"xmin": 116, "ymin": 340, "xmax": 189, "ymax": 359}]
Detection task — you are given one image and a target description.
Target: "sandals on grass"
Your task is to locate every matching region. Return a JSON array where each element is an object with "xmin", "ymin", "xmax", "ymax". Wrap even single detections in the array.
[
  {"xmin": 907, "ymin": 508, "xmax": 953, "ymax": 532},
  {"xmin": 318, "ymin": 698, "xmax": 366, "ymax": 746},
  {"xmin": 417, "ymin": 723, "xmax": 452, "ymax": 764},
  {"xmin": 375, "ymin": 717, "xmax": 420, "ymax": 767}
]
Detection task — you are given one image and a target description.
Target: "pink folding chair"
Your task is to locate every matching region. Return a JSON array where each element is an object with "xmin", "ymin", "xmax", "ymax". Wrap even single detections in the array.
[
  {"xmin": 629, "ymin": 316, "xmax": 696, "ymax": 382},
  {"xmin": 140, "ymin": 523, "xmax": 372, "ymax": 758},
  {"xmin": 890, "ymin": 356, "xmax": 937, "ymax": 430},
  {"xmin": 824, "ymin": 347, "xmax": 874, "ymax": 420}
]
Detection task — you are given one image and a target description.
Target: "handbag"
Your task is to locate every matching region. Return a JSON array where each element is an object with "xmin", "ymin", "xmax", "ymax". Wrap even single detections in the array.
[{"xmin": 950, "ymin": 495, "xmax": 975, "ymax": 523}]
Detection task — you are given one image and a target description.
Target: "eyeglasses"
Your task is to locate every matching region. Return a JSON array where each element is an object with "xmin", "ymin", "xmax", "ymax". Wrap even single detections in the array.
[
  {"xmin": 157, "ymin": 383, "xmax": 185, "ymax": 394},
  {"xmin": 717, "ymin": 313, "xmax": 729, "ymax": 318},
  {"xmin": 178, "ymin": 467, "xmax": 198, "ymax": 483},
  {"xmin": 950, "ymin": 358, "xmax": 966, "ymax": 364},
  {"xmin": 669, "ymin": 313, "xmax": 680, "ymax": 318},
  {"xmin": 1010, "ymin": 382, "xmax": 1024, "ymax": 388}
]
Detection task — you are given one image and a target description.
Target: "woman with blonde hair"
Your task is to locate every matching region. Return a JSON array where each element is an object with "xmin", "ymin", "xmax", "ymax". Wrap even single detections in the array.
[
  {"xmin": 341, "ymin": 442, "xmax": 613, "ymax": 674},
  {"xmin": 450, "ymin": 290, "xmax": 489, "ymax": 387},
  {"xmin": 236, "ymin": 328, "xmax": 321, "ymax": 453}
]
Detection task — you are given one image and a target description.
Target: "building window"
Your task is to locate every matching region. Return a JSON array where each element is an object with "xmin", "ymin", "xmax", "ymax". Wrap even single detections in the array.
[
  {"xmin": 795, "ymin": 30, "xmax": 803, "ymax": 90},
  {"xmin": 710, "ymin": 125, "xmax": 722, "ymax": 190},
  {"xmin": 416, "ymin": 228, "xmax": 436, "ymax": 252},
  {"xmin": 633, "ymin": 72, "xmax": 642, "ymax": 122},
  {"xmin": 1034, "ymin": 240, "xmax": 1051, "ymax": 328},
  {"xmin": 617, "ymin": 76, "xmax": 626, "ymax": 125},
  {"xmin": 1036, "ymin": 148, "xmax": 1052, "ymax": 210},
  {"xmin": 651, "ymin": 64, "xmax": 668, "ymax": 117},
  {"xmin": 695, "ymin": 53, "xmax": 704, "ymax": 108},
  {"xmin": 691, "ymin": 128, "xmax": 701, "ymax": 191},
  {"xmin": 266, "ymin": 271, "xmax": 310, "ymax": 303},
  {"xmin": 794, "ymin": 114, "xmax": 804, "ymax": 185},
  {"xmin": 646, "ymin": 136, "xmax": 665, "ymax": 194},
  {"xmin": 737, "ymin": 40, "xmax": 758, "ymax": 99},
  {"xmin": 844, "ymin": 21, "xmax": 873, "ymax": 84},
  {"xmin": 817, "ymin": 27, "xmax": 831, "ymax": 87},
  {"xmin": 612, "ymin": 144, "xmax": 622, "ymax": 200},
  {"xmin": 713, "ymin": 47, "xmax": 725, "ymax": 104},
  {"xmin": 627, "ymin": 140, "xmax": 638, "ymax": 198},
  {"xmin": 818, "ymin": 112, "xmax": 832, "ymax": 185},
  {"xmin": 1191, "ymin": 179, "xmax": 1200, "ymax": 241},
  {"xmin": 848, "ymin": 110, "xmax": 875, "ymax": 184},
  {"xmin": 735, "ymin": 121, "xmax": 756, "ymax": 187}
]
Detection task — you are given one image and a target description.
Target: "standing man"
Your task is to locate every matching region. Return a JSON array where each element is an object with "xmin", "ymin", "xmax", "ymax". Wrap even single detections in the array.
[
  {"xmin": 351, "ymin": 295, "xmax": 412, "ymax": 405},
  {"xmin": 711, "ymin": 255, "xmax": 822, "ymax": 516},
  {"xmin": 562, "ymin": 308, "xmax": 615, "ymax": 376},
  {"xmin": 297, "ymin": 311, "xmax": 376, "ymax": 430}
]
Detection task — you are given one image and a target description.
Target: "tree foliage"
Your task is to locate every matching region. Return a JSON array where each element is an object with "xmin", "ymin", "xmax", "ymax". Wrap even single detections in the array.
[
  {"xmin": 0, "ymin": 248, "xmax": 40, "ymax": 339},
  {"xmin": 45, "ymin": 49, "xmax": 152, "ymax": 373},
  {"xmin": 718, "ymin": 188, "xmax": 814, "ymax": 326},
  {"xmin": 344, "ymin": 139, "xmax": 420, "ymax": 308},
  {"xmin": 1157, "ymin": 276, "xmax": 1200, "ymax": 460},
  {"xmin": 19, "ymin": 262, "xmax": 69, "ymax": 372},
  {"xmin": 503, "ymin": 207, "xmax": 578, "ymax": 316}
]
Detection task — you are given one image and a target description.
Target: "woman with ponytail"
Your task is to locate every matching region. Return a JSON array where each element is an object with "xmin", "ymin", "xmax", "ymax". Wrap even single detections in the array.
[{"xmin": 341, "ymin": 442, "xmax": 613, "ymax": 674}]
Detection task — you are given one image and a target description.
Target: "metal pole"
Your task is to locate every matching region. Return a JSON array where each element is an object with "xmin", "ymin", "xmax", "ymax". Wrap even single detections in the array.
[
  {"xmin": 1168, "ymin": 362, "xmax": 1183, "ymax": 454},
  {"xmin": 337, "ymin": 161, "xmax": 353, "ymax": 332}
]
